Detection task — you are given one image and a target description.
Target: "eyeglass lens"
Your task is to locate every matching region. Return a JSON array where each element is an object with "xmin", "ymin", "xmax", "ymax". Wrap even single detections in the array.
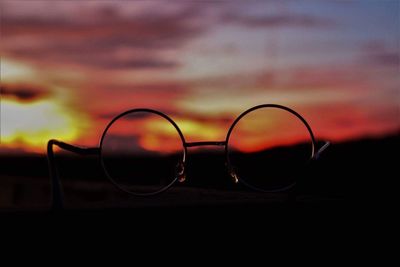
[
  {"xmin": 100, "ymin": 111, "xmax": 185, "ymax": 195},
  {"xmin": 226, "ymin": 107, "xmax": 313, "ymax": 192}
]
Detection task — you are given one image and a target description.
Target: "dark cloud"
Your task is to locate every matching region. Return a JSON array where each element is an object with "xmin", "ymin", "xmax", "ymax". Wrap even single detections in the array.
[
  {"xmin": 2, "ymin": 5, "xmax": 207, "ymax": 69},
  {"xmin": 95, "ymin": 59, "xmax": 180, "ymax": 70},
  {"xmin": 360, "ymin": 41, "xmax": 399, "ymax": 67},
  {"xmin": 222, "ymin": 13, "xmax": 332, "ymax": 28},
  {"xmin": 366, "ymin": 52, "xmax": 399, "ymax": 66},
  {"xmin": 100, "ymin": 133, "xmax": 148, "ymax": 155},
  {"xmin": 101, "ymin": 82, "xmax": 189, "ymax": 93},
  {"xmin": 5, "ymin": 45, "xmax": 181, "ymax": 70},
  {"xmin": 1, "ymin": 85, "xmax": 48, "ymax": 101}
]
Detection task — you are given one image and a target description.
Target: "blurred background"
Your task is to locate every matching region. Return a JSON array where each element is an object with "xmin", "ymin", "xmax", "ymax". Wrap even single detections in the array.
[{"xmin": 0, "ymin": 0, "xmax": 399, "ymax": 211}]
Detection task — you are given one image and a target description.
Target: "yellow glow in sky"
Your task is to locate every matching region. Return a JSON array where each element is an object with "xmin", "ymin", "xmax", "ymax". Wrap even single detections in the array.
[
  {"xmin": 146, "ymin": 118, "xmax": 224, "ymax": 141},
  {"xmin": 1, "ymin": 98, "xmax": 83, "ymax": 151}
]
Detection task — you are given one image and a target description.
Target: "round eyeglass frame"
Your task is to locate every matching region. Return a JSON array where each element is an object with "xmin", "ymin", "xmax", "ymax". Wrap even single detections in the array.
[
  {"xmin": 99, "ymin": 108, "xmax": 188, "ymax": 196},
  {"xmin": 98, "ymin": 104, "xmax": 318, "ymax": 196},
  {"xmin": 225, "ymin": 104, "xmax": 317, "ymax": 193}
]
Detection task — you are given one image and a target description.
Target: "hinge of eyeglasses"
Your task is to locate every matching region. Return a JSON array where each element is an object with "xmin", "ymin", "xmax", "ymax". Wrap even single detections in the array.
[
  {"xmin": 227, "ymin": 165, "xmax": 239, "ymax": 184},
  {"xmin": 314, "ymin": 141, "xmax": 330, "ymax": 160},
  {"xmin": 176, "ymin": 161, "xmax": 186, "ymax": 183}
]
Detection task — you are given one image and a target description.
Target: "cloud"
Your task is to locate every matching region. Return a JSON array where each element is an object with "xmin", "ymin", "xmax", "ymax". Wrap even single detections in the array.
[
  {"xmin": 1, "ymin": 85, "xmax": 48, "ymax": 101},
  {"xmin": 359, "ymin": 41, "xmax": 399, "ymax": 67},
  {"xmin": 91, "ymin": 81, "xmax": 190, "ymax": 94},
  {"xmin": 2, "ymin": 3, "xmax": 208, "ymax": 70},
  {"xmin": 100, "ymin": 133, "xmax": 145, "ymax": 154},
  {"xmin": 222, "ymin": 13, "xmax": 332, "ymax": 28},
  {"xmin": 364, "ymin": 52, "xmax": 399, "ymax": 66},
  {"xmin": 94, "ymin": 59, "xmax": 180, "ymax": 70},
  {"xmin": 85, "ymin": 84, "xmax": 188, "ymax": 119}
]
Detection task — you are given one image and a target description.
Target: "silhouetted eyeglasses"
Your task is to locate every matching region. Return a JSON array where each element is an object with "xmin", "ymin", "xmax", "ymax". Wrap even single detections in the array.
[{"xmin": 48, "ymin": 104, "xmax": 330, "ymax": 209}]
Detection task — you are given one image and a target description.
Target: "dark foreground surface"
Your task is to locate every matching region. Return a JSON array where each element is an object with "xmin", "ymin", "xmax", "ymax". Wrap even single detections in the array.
[{"xmin": 0, "ymin": 135, "xmax": 397, "ymax": 217}]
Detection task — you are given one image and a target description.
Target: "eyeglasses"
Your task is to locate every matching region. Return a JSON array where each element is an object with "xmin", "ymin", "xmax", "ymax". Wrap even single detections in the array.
[{"xmin": 48, "ymin": 104, "xmax": 329, "ymax": 209}]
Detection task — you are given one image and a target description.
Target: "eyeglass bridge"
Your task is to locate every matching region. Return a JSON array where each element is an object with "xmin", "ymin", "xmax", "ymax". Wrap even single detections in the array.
[{"xmin": 185, "ymin": 141, "xmax": 227, "ymax": 148}]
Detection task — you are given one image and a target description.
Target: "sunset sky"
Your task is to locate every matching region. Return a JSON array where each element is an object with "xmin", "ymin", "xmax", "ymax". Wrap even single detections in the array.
[{"xmin": 1, "ymin": 0, "xmax": 399, "ymax": 154}]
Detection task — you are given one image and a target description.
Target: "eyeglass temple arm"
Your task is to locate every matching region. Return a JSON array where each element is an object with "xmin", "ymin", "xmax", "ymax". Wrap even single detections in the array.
[
  {"xmin": 47, "ymin": 139, "xmax": 99, "ymax": 210},
  {"xmin": 313, "ymin": 141, "xmax": 330, "ymax": 160}
]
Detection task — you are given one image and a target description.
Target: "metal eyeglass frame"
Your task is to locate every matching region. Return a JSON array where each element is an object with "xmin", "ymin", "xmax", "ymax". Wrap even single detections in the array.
[{"xmin": 48, "ymin": 104, "xmax": 330, "ymax": 209}]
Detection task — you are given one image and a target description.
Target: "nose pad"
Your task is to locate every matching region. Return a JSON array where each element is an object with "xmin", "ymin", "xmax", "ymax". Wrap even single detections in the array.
[
  {"xmin": 227, "ymin": 164, "xmax": 239, "ymax": 184},
  {"xmin": 175, "ymin": 161, "xmax": 186, "ymax": 183}
]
